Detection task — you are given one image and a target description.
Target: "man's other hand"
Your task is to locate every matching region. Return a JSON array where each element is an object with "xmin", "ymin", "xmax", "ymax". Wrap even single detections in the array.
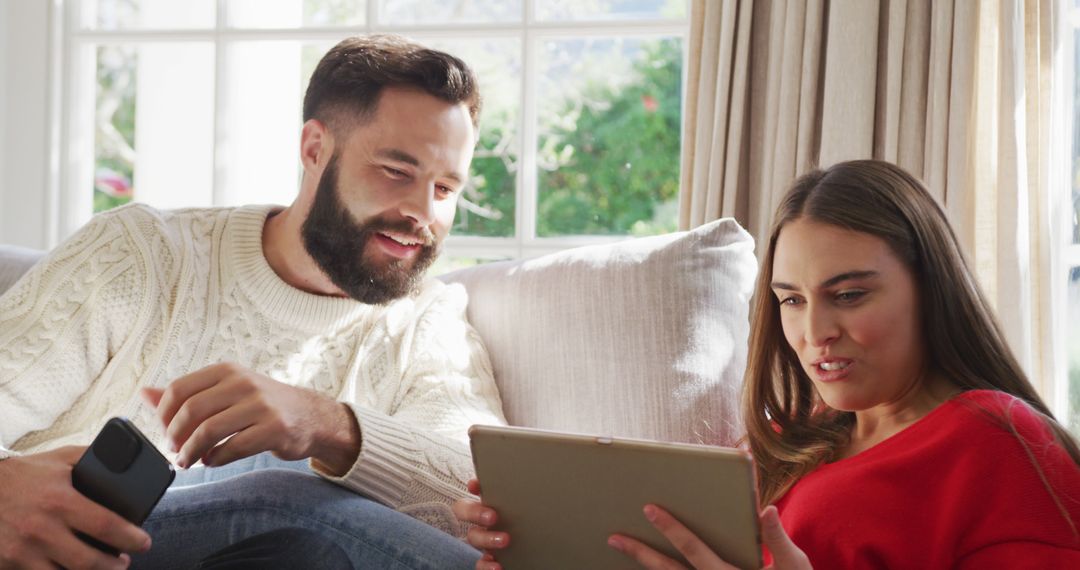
[
  {"xmin": 142, "ymin": 362, "xmax": 361, "ymax": 473},
  {"xmin": 0, "ymin": 446, "xmax": 151, "ymax": 569}
]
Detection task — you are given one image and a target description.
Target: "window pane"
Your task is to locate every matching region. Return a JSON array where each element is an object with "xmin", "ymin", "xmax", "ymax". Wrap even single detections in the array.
[
  {"xmin": 94, "ymin": 46, "xmax": 137, "ymax": 213},
  {"xmin": 423, "ymin": 38, "xmax": 521, "ymax": 238},
  {"xmin": 1069, "ymin": 267, "xmax": 1080, "ymax": 438},
  {"xmin": 378, "ymin": 0, "xmax": 522, "ymax": 25},
  {"xmin": 226, "ymin": 0, "xmax": 366, "ymax": 28},
  {"xmin": 536, "ymin": 36, "xmax": 682, "ymax": 237},
  {"xmin": 1073, "ymin": 28, "xmax": 1080, "ymax": 244},
  {"xmin": 220, "ymin": 41, "xmax": 311, "ymax": 207},
  {"xmin": 536, "ymin": 0, "xmax": 686, "ymax": 22},
  {"xmin": 93, "ymin": 43, "xmax": 215, "ymax": 213},
  {"xmin": 85, "ymin": 0, "xmax": 215, "ymax": 29}
]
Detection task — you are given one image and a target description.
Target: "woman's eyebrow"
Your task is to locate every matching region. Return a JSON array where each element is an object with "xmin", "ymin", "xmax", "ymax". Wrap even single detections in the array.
[
  {"xmin": 770, "ymin": 270, "xmax": 880, "ymax": 291},
  {"xmin": 820, "ymin": 270, "xmax": 879, "ymax": 288}
]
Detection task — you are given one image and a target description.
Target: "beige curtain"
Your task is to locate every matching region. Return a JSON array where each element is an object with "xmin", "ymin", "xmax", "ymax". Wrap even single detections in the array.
[{"xmin": 679, "ymin": 0, "xmax": 1068, "ymax": 402}]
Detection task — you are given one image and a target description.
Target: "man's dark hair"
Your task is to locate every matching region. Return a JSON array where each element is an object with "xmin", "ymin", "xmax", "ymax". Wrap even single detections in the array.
[{"xmin": 303, "ymin": 34, "xmax": 482, "ymax": 135}]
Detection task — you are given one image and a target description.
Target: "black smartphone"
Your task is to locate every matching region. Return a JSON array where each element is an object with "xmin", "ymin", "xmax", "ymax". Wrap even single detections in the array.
[{"xmin": 71, "ymin": 417, "xmax": 175, "ymax": 554}]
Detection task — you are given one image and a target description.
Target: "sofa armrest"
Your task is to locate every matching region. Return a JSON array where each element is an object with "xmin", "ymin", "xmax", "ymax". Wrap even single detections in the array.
[{"xmin": 0, "ymin": 245, "xmax": 45, "ymax": 297}]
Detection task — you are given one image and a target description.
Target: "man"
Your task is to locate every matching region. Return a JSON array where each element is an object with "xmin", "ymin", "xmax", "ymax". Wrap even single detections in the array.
[{"xmin": 0, "ymin": 35, "xmax": 502, "ymax": 569}]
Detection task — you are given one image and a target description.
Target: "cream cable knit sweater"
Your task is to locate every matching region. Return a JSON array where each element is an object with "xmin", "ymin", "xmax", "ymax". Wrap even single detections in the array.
[{"xmin": 0, "ymin": 203, "xmax": 506, "ymax": 537}]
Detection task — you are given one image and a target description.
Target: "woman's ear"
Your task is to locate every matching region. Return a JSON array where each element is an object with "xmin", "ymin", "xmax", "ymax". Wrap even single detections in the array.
[{"xmin": 300, "ymin": 119, "xmax": 333, "ymax": 176}]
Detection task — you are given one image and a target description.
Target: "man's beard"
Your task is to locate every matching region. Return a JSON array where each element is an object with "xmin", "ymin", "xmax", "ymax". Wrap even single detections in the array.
[{"xmin": 301, "ymin": 154, "xmax": 440, "ymax": 305}]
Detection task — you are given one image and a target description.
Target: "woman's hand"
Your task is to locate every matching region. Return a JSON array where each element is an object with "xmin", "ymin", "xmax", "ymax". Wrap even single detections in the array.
[
  {"xmin": 608, "ymin": 504, "xmax": 811, "ymax": 569},
  {"xmin": 452, "ymin": 478, "xmax": 511, "ymax": 570}
]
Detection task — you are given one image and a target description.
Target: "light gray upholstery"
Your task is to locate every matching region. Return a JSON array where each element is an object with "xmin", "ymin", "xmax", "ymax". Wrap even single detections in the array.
[{"xmin": 0, "ymin": 245, "xmax": 45, "ymax": 297}]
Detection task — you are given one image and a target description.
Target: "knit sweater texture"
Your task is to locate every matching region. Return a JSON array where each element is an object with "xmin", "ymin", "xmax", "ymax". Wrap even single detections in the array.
[
  {"xmin": 0, "ymin": 203, "xmax": 507, "ymax": 537},
  {"xmin": 775, "ymin": 389, "xmax": 1080, "ymax": 568}
]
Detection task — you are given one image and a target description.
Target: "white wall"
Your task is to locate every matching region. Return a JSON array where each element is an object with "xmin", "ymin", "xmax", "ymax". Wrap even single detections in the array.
[{"xmin": 1, "ymin": 0, "xmax": 52, "ymax": 249}]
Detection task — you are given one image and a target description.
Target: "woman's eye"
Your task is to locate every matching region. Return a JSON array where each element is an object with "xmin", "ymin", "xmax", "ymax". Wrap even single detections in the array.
[
  {"xmin": 836, "ymin": 290, "xmax": 866, "ymax": 303},
  {"xmin": 437, "ymin": 184, "xmax": 455, "ymax": 196},
  {"xmin": 778, "ymin": 296, "xmax": 803, "ymax": 307}
]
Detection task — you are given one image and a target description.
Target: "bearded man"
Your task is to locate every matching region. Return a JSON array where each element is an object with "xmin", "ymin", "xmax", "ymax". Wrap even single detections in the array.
[{"xmin": 0, "ymin": 35, "xmax": 503, "ymax": 569}]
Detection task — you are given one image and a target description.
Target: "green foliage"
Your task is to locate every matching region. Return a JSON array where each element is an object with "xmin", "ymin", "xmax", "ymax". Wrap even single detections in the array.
[
  {"xmin": 457, "ymin": 37, "xmax": 683, "ymax": 238},
  {"xmin": 536, "ymin": 38, "xmax": 682, "ymax": 237},
  {"xmin": 454, "ymin": 116, "xmax": 517, "ymax": 237}
]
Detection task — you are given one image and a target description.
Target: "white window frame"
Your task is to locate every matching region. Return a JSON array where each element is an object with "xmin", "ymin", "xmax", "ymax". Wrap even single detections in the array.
[{"xmin": 49, "ymin": 0, "xmax": 690, "ymax": 262}]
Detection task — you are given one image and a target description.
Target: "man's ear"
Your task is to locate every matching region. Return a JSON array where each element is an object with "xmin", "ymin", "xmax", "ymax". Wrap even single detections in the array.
[{"xmin": 300, "ymin": 119, "xmax": 333, "ymax": 176}]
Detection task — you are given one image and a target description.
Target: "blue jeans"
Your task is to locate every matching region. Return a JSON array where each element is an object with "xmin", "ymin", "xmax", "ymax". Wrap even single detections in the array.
[{"xmin": 129, "ymin": 453, "xmax": 481, "ymax": 570}]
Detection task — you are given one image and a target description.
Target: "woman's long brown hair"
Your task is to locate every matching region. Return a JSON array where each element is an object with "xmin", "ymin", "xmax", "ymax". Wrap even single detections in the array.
[{"xmin": 743, "ymin": 160, "xmax": 1080, "ymax": 506}]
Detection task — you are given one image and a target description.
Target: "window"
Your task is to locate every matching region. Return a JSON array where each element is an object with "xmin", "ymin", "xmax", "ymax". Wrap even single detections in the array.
[
  {"xmin": 63, "ymin": 0, "xmax": 689, "ymax": 272},
  {"xmin": 1067, "ymin": 1, "xmax": 1080, "ymax": 438}
]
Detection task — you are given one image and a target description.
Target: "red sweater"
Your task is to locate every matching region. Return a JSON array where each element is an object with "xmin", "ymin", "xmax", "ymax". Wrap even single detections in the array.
[{"xmin": 774, "ymin": 390, "xmax": 1080, "ymax": 568}]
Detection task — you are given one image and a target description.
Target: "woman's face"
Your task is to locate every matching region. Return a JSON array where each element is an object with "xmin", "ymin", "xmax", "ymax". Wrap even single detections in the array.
[{"xmin": 770, "ymin": 218, "xmax": 927, "ymax": 413}]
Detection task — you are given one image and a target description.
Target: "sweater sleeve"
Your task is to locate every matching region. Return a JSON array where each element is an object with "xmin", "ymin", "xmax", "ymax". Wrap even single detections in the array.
[
  {"xmin": 951, "ymin": 393, "xmax": 1080, "ymax": 561},
  {"xmin": 311, "ymin": 282, "xmax": 507, "ymax": 537},
  {"xmin": 0, "ymin": 209, "xmax": 152, "ymax": 459}
]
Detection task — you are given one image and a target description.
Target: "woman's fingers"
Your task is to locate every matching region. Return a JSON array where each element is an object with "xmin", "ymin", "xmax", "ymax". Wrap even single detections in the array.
[
  {"xmin": 452, "ymin": 497, "xmax": 498, "ymax": 527},
  {"xmin": 608, "ymin": 533, "xmax": 687, "ymax": 570},
  {"xmin": 759, "ymin": 506, "xmax": 812, "ymax": 569},
  {"xmin": 610, "ymin": 505, "xmax": 746, "ymax": 570},
  {"xmin": 475, "ymin": 552, "xmax": 503, "ymax": 570},
  {"xmin": 453, "ymin": 496, "xmax": 509, "ymax": 552},
  {"xmin": 467, "ymin": 526, "xmax": 510, "ymax": 550}
]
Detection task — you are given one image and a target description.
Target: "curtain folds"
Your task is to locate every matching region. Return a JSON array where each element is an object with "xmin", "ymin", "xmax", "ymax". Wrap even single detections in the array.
[{"xmin": 678, "ymin": 0, "xmax": 1067, "ymax": 401}]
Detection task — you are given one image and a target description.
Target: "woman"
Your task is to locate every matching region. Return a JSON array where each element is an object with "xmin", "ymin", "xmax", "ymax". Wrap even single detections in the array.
[{"xmin": 454, "ymin": 160, "xmax": 1080, "ymax": 568}]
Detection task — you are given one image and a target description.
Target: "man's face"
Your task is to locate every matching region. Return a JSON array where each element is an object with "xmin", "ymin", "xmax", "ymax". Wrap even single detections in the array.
[{"xmin": 301, "ymin": 87, "xmax": 475, "ymax": 304}]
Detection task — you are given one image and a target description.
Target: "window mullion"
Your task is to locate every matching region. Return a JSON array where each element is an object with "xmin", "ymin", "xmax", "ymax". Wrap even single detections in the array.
[
  {"xmin": 519, "ymin": 26, "xmax": 538, "ymax": 257},
  {"xmin": 211, "ymin": 0, "xmax": 227, "ymax": 207}
]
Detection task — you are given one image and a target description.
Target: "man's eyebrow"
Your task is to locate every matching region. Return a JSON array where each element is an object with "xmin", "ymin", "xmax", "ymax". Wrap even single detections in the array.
[
  {"xmin": 375, "ymin": 148, "xmax": 420, "ymax": 166},
  {"xmin": 374, "ymin": 148, "xmax": 465, "ymax": 183},
  {"xmin": 771, "ymin": 270, "xmax": 880, "ymax": 291}
]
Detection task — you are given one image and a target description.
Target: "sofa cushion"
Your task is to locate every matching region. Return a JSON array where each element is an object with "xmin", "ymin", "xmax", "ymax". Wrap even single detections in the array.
[
  {"xmin": 0, "ymin": 245, "xmax": 45, "ymax": 297},
  {"xmin": 439, "ymin": 219, "xmax": 757, "ymax": 446}
]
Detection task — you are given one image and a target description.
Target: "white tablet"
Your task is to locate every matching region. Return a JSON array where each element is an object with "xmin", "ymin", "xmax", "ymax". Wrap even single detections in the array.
[{"xmin": 469, "ymin": 425, "xmax": 762, "ymax": 569}]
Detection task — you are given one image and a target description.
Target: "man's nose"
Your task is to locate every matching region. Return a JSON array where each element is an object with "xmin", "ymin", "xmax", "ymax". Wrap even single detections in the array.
[{"xmin": 400, "ymin": 182, "xmax": 436, "ymax": 227}]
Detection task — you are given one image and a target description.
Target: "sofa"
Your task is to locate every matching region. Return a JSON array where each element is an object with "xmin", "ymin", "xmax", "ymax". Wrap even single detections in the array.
[{"xmin": 0, "ymin": 219, "xmax": 757, "ymax": 446}]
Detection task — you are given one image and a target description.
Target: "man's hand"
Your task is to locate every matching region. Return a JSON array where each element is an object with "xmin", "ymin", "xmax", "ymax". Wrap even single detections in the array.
[
  {"xmin": 142, "ymin": 362, "xmax": 361, "ymax": 474},
  {"xmin": 0, "ymin": 446, "xmax": 151, "ymax": 569}
]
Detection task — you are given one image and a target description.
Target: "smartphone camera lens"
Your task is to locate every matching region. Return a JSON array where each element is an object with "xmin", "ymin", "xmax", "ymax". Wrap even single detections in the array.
[{"xmin": 92, "ymin": 421, "xmax": 142, "ymax": 473}]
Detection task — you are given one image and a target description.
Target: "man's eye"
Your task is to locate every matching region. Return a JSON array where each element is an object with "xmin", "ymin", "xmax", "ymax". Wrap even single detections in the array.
[{"xmin": 383, "ymin": 167, "xmax": 406, "ymax": 178}]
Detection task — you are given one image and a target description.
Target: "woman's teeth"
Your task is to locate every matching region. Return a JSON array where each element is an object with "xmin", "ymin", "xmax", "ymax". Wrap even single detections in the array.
[{"xmin": 820, "ymin": 361, "xmax": 850, "ymax": 371}]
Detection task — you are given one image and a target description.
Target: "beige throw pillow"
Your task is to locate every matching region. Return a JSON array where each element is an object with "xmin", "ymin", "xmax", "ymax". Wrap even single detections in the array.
[{"xmin": 439, "ymin": 218, "xmax": 757, "ymax": 446}]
